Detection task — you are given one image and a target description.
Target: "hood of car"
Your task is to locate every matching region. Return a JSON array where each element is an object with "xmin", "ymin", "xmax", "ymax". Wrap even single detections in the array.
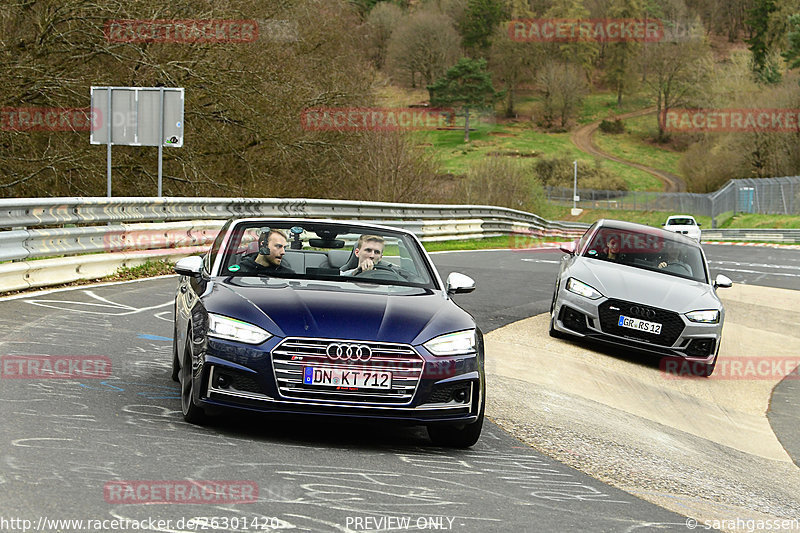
[
  {"xmin": 568, "ymin": 258, "xmax": 721, "ymax": 312},
  {"xmin": 205, "ymin": 280, "xmax": 475, "ymax": 345}
]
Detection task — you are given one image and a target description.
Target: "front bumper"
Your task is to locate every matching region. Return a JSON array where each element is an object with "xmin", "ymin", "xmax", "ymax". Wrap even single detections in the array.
[
  {"xmin": 191, "ymin": 336, "xmax": 484, "ymax": 424},
  {"xmin": 553, "ymin": 290, "xmax": 722, "ymax": 364}
]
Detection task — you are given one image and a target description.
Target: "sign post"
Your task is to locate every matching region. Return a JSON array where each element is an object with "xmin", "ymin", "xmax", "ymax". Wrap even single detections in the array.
[
  {"xmin": 91, "ymin": 87, "xmax": 184, "ymax": 197},
  {"xmin": 571, "ymin": 160, "xmax": 582, "ymax": 216}
]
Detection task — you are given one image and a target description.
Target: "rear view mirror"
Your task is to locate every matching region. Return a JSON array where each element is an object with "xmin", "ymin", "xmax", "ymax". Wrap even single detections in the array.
[{"xmin": 308, "ymin": 238, "xmax": 345, "ymax": 248}]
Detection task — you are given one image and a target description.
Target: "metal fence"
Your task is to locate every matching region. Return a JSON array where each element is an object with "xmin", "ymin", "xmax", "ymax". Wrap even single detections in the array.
[{"xmin": 546, "ymin": 176, "xmax": 800, "ymax": 227}]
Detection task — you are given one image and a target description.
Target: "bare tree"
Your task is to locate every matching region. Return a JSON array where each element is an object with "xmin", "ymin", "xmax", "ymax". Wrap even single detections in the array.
[
  {"xmin": 640, "ymin": 34, "xmax": 712, "ymax": 141},
  {"xmin": 459, "ymin": 157, "xmax": 546, "ymax": 212},
  {"xmin": 679, "ymin": 77, "xmax": 800, "ymax": 192},
  {"xmin": 0, "ymin": 0, "xmax": 388, "ymax": 198},
  {"xmin": 365, "ymin": 1, "xmax": 403, "ymax": 69},
  {"xmin": 386, "ymin": 10, "xmax": 461, "ymax": 87},
  {"xmin": 488, "ymin": 23, "xmax": 542, "ymax": 117},
  {"xmin": 341, "ymin": 131, "xmax": 442, "ymax": 203},
  {"xmin": 537, "ymin": 59, "xmax": 587, "ymax": 128}
]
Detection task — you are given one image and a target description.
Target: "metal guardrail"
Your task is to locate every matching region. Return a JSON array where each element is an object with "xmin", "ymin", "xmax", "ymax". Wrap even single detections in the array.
[
  {"xmin": 0, "ymin": 197, "xmax": 590, "ymax": 293},
  {"xmin": 0, "ymin": 197, "xmax": 590, "ymax": 230},
  {"xmin": 0, "ymin": 197, "xmax": 589, "ymax": 262},
  {"xmin": 0, "ymin": 221, "xmax": 224, "ymax": 262},
  {"xmin": 700, "ymin": 229, "xmax": 800, "ymax": 242},
  {"xmin": 1, "ymin": 196, "xmax": 797, "ymax": 293}
]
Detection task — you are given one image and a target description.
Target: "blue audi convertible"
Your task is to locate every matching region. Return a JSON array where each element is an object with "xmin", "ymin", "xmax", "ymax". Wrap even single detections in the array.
[{"xmin": 172, "ymin": 218, "xmax": 485, "ymax": 447}]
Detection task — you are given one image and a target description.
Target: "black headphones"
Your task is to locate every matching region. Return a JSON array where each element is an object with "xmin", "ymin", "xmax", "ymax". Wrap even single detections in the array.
[{"xmin": 258, "ymin": 229, "xmax": 271, "ymax": 256}]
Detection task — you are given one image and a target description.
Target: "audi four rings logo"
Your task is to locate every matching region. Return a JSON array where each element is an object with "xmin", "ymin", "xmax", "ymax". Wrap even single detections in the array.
[
  {"xmin": 629, "ymin": 306, "xmax": 656, "ymax": 319},
  {"xmin": 326, "ymin": 343, "xmax": 372, "ymax": 362}
]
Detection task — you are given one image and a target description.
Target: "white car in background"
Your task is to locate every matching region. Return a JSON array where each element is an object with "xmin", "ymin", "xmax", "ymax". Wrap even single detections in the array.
[{"xmin": 663, "ymin": 215, "xmax": 701, "ymax": 242}]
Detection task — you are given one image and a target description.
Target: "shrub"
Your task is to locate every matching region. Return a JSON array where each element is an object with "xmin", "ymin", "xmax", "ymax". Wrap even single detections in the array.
[
  {"xmin": 533, "ymin": 155, "xmax": 628, "ymax": 191},
  {"xmin": 599, "ymin": 119, "xmax": 625, "ymax": 134},
  {"xmin": 458, "ymin": 157, "xmax": 546, "ymax": 212}
]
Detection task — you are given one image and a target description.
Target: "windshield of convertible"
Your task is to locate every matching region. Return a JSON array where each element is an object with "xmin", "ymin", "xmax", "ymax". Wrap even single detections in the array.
[
  {"xmin": 217, "ymin": 222, "xmax": 436, "ymax": 289},
  {"xmin": 582, "ymin": 227, "xmax": 707, "ymax": 283}
]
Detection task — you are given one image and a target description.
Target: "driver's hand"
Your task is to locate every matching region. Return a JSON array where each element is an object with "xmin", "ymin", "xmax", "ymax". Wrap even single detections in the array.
[
  {"xmin": 658, "ymin": 261, "xmax": 667, "ymax": 268},
  {"xmin": 360, "ymin": 258, "xmax": 375, "ymax": 271}
]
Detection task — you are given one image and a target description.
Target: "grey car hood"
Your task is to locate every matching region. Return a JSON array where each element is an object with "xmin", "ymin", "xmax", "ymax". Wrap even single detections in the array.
[{"xmin": 568, "ymin": 258, "xmax": 722, "ymax": 312}]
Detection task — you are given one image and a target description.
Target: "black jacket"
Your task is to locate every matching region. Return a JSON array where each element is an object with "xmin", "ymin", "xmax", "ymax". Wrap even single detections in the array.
[{"xmin": 236, "ymin": 253, "xmax": 294, "ymax": 275}]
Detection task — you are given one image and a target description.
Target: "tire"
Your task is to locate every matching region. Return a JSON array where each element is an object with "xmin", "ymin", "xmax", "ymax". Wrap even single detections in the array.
[
  {"xmin": 694, "ymin": 340, "xmax": 720, "ymax": 377},
  {"xmin": 427, "ymin": 396, "xmax": 484, "ymax": 448},
  {"xmin": 694, "ymin": 353, "xmax": 717, "ymax": 377},
  {"xmin": 179, "ymin": 336, "xmax": 207, "ymax": 424},
  {"xmin": 171, "ymin": 325, "xmax": 180, "ymax": 382},
  {"xmin": 696, "ymin": 359, "xmax": 716, "ymax": 377}
]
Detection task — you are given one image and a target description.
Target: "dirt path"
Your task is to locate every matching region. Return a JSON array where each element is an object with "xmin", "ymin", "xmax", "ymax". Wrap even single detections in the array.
[{"xmin": 571, "ymin": 107, "xmax": 687, "ymax": 192}]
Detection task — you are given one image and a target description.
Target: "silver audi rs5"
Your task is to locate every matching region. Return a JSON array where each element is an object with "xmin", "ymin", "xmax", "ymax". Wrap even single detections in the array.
[{"xmin": 549, "ymin": 219, "xmax": 732, "ymax": 376}]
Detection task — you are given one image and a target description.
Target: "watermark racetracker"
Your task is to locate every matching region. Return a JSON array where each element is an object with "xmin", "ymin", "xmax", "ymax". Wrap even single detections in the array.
[
  {"xmin": 662, "ymin": 109, "xmax": 800, "ymax": 133},
  {"xmin": 1, "ymin": 355, "xmax": 111, "ymax": 379},
  {"xmin": 300, "ymin": 107, "xmax": 454, "ymax": 132},
  {"xmin": 508, "ymin": 18, "xmax": 664, "ymax": 42}
]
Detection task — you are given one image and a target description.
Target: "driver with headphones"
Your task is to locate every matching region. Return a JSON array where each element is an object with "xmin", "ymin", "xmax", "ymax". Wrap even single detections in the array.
[{"xmin": 238, "ymin": 228, "xmax": 294, "ymax": 274}]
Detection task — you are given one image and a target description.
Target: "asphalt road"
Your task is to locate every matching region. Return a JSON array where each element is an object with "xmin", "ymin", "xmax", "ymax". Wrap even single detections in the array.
[{"xmin": 0, "ymin": 244, "xmax": 796, "ymax": 533}]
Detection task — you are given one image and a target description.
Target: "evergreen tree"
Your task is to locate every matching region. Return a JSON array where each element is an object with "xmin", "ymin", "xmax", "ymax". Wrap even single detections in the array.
[
  {"xmin": 459, "ymin": 0, "xmax": 508, "ymax": 53},
  {"xmin": 545, "ymin": 0, "xmax": 599, "ymax": 78},
  {"xmin": 784, "ymin": 12, "xmax": 800, "ymax": 75},
  {"xmin": 605, "ymin": 0, "xmax": 643, "ymax": 106},
  {"xmin": 745, "ymin": 0, "xmax": 781, "ymax": 82},
  {"xmin": 428, "ymin": 58, "xmax": 503, "ymax": 142}
]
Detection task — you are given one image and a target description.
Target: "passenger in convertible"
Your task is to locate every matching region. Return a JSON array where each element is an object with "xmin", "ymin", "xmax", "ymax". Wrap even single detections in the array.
[{"xmin": 238, "ymin": 229, "xmax": 294, "ymax": 274}]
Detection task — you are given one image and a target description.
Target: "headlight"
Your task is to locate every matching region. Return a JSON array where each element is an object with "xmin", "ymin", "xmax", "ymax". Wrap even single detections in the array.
[
  {"xmin": 685, "ymin": 310, "xmax": 720, "ymax": 323},
  {"xmin": 207, "ymin": 313, "xmax": 272, "ymax": 344},
  {"xmin": 566, "ymin": 278, "xmax": 603, "ymax": 300},
  {"xmin": 424, "ymin": 329, "xmax": 476, "ymax": 356}
]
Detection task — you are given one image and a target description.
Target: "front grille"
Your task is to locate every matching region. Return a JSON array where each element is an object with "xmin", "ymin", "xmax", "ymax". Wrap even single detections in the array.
[
  {"xmin": 598, "ymin": 299, "xmax": 684, "ymax": 346},
  {"xmin": 271, "ymin": 338, "xmax": 424, "ymax": 405}
]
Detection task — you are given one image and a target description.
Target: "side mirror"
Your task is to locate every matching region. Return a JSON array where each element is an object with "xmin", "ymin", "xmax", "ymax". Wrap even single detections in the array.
[
  {"xmin": 175, "ymin": 255, "xmax": 204, "ymax": 277},
  {"xmin": 713, "ymin": 274, "xmax": 732, "ymax": 289},
  {"xmin": 559, "ymin": 241, "xmax": 576, "ymax": 255},
  {"xmin": 446, "ymin": 272, "xmax": 475, "ymax": 295},
  {"xmin": 697, "ymin": 223, "xmax": 703, "ymax": 226}
]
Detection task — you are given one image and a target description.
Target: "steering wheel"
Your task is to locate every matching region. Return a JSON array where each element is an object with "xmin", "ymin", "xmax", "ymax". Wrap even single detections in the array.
[
  {"xmin": 664, "ymin": 262, "xmax": 692, "ymax": 276},
  {"xmin": 355, "ymin": 261, "xmax": 406, "ymax": 281}
]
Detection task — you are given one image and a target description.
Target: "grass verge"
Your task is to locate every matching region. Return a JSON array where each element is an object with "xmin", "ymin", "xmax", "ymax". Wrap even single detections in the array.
[
  {"xmin": 424, "ymin": 236, "xmax": 514, "ymax": 252},
  {"xmin": 593, "ymin": 114, "xmax": 683, "ymax": 178},
  {"xmin": 417, "ymin": 118, "xmax": 661, "ymax": 191}
]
